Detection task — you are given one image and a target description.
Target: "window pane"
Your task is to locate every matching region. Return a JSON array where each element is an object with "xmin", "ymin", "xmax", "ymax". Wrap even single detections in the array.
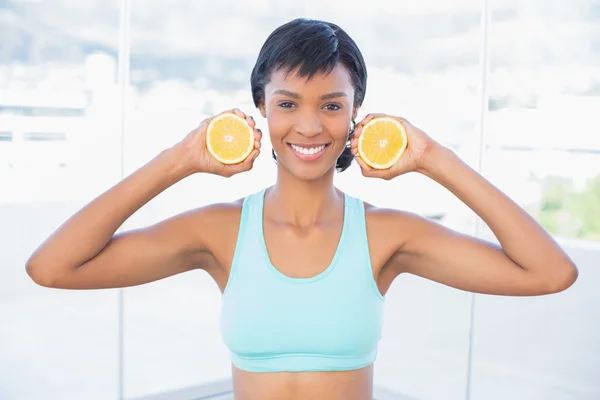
[
  {"xmin": 123, "ymin": 2, "xmax": 305, "ymax": 398},
  {"xmin": 480, "ymin": 148, "xmax": 600, "ymax": 241},
  {"xmin": 471, "ymin": 242, "xmax": 600, "ymax": 400},
  {"xmin": 482, "ymin": 0, "xmax": 600, "ymax": 242},
  {"xmin": 472, "ymin": 1, "xmax": 600, "ymax": 399},
  {"xmin": 0, "ymin": 0, "xmax": 121, "ymax": 399},
  {"xmin": 305, "ymin": 1, "xmax": 482, "ymax": 399}
]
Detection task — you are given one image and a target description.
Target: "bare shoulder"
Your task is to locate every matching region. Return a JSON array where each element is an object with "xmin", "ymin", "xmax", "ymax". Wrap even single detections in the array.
[
  {"xmin": 363, "ymin": 201, "xmax": 424, "ymax": 244},
  {"xmin": 187, "ymin": 198, "xmax": 244, "ymax": 227},
  {"xmin": 183, "ymin": 197, "xmax": 247, "ymax": 273},
  {"xmin": 362, "ymin": 201, "xmax": 434, "ymax": 269},
  {"xmin": 183, "ymin": 197, "xmax": 245, "ymax": 248}
]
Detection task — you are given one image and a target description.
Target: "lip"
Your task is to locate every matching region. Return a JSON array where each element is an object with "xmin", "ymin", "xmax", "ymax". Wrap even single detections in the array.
[
  {"xmin": 288, "ymin": 143, "xmax": 330, "ymax": 147},
  {"xmin": 287, "ymin": 143, "xmax": 330, "ymax": 161}
]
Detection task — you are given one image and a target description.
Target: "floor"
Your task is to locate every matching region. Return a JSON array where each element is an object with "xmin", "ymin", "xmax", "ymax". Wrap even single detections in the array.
[{"xmin": 130, "ymin": 379, "xmax": 418, "ymax": 400}]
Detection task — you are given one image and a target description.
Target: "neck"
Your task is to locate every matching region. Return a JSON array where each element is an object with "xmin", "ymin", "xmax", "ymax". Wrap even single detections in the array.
[{"xmin": 266, "ymin": 164, "xmax": 342, "ymax": 227}]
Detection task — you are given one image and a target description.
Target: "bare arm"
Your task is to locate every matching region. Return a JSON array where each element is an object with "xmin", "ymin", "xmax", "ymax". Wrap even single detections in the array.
[
  {"xmin": 27, "ymin": 146, "xmax": 198, "ymax": 289},
  {"xmin": 351, "ymin": 113, "xmax": 578, "ymax": 297},
  {"xmin": 26, "ymin": 109, "xmax": 261, "ymax": 289},
  {"xmin": 391, "ymin": 144, "xmax": 578, "ymax": 296}
]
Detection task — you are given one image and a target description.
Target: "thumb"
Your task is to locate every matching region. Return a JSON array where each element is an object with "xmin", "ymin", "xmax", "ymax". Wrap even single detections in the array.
[
  {"xmin": 226, "ymin": 149, "xmax": 260, "ymax": 174},
  {"xmin": 242, "ymin": 149, "xmax": 261, "ymax": 169}
]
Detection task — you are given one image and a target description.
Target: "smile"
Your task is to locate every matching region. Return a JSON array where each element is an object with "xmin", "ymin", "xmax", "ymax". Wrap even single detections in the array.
[{"xmin": 288, "ymin": 143, "xmax": 330, "ymax": 161}]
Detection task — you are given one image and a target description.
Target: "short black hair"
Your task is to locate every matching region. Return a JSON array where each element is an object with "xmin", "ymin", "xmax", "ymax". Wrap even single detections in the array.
[{"xmin": 250, "ymin": 18, "xmax": 368, "ymax": 172}]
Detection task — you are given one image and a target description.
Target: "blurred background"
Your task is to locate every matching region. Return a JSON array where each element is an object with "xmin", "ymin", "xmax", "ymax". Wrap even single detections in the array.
[{"xmin": 1, "ymin": 0, "xmax": 599, "ymax": 399}]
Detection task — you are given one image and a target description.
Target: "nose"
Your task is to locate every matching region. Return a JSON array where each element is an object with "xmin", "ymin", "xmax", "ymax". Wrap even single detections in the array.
[{"xmin": 294, "ymin": 112, "xmax": 323, "ymax": 137}]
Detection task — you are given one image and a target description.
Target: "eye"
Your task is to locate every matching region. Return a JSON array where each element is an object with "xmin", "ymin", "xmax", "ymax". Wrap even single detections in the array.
[
  {"xmin": 323, "ymin": 103, "xmax": 342, "ymax": 111},
  {"xmin": 277, "ymin": 101, "xmax": 296, "ymax": 109}
]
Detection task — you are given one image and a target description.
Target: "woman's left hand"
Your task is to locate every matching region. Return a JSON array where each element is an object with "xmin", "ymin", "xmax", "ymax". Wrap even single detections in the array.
[{"xmin": 350, "ymin": 113, "xmax": 438, "ymax": 180}]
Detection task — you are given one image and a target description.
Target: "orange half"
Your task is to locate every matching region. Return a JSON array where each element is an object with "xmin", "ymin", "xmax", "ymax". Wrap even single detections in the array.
[
  {"xmin": 357, "ymin": 117, "xmax": 408, "ymax": 169},
  {"xmin": 206, "ymin": 113, "xmax": 255, "ymax": 164}
]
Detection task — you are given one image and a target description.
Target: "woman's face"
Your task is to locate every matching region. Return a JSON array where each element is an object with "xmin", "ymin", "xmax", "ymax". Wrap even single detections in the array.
[{"xmin": 259, "ymin": 64, "xmax": 358, "ymax": 181}]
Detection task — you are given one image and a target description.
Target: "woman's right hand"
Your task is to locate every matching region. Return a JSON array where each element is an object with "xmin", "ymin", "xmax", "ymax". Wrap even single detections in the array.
[
  {"xmin": 176, "ymin": 108, "xmax": 262, "ymax": 177},
  {"xmin": 26, "ymin": 109, "xmax": 261, "ymax": 290}
]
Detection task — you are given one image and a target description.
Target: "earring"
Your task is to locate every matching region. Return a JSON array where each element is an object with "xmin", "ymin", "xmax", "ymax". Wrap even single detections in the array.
[
  {"xmin": 349, "ymin": 120, "xmax": 356, "ymax": 134},
  {"xmin": 347, "ymin": 120, "xmax": 357, "ymax": 142}
]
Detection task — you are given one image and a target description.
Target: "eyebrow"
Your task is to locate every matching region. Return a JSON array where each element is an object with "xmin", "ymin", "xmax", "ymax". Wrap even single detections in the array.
[{"xmin": 273, "ymin": 89, "xmax": 348, "ymax": 101}]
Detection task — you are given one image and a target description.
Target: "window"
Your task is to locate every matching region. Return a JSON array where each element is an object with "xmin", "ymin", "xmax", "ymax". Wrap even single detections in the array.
[
  {"xmin": 0, "ymin": 131, "xmax": 12, "ymax": 141},
  {"xmin": 481, "ymin": 0, "xmax": 600, "ymax": 242},
  {"xmin": 23, "ymin": 132, "xmax": 67, "ymax": 141},
  {"xmin": 121, "ymin": 2, "xmax": 306, "ymax": 398},
  {"xmin": 0, "ymin": 105, "xmax": 85, "ymax": 117},
  {"xmin": 470, "ymin": 1, "xmax": 600, "ymax": 399},
  {"xmin": 2, "ymin": 0, "xmax": 598, "ymax": 399},
  {"xmin": 0, "ymin": 1, "xmax": 121, "ymax": 399},
  {"xmin": 303, "ymin": 2, "xmax": 482, "ymax": 398}
]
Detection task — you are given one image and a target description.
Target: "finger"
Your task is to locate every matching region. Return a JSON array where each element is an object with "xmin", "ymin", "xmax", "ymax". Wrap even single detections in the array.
[
  {"xmin": 246, "ymin": 114, "xmax": 256, "ymax": 128},
  {"xmin": 351, "ymin": 122, "xmax": 363, "ymax": 139},
  {"xmin": 198, "ymin": 116, "xmax": 212, "ymax": 130},
  {"xmin": 232, "ymin": 108, "xmax": 246, "ymax": 119},
  {"xmin": 254, "ymin": 128, "xmax": 263, "ymax": 141},
  {"xmin": 355, "ymin": 154, "xmax": 385, "ymax": 177},
  {"xmin": 370, "ymin": 113, "xmax": 389, "ymax": 121},
  {"xmin": 354, "ymin": 154, "xmax": 372, "ymax": 172},
  {"xmin": 362, "ymin": 113, "xmax": 396, "ymax": 126},
  {"xmin": 350, "ymin": 140, "xmax": 358, "ymax": 155},
  {"xmin": 254, "ymin": 128, "xmax": 262, "ymax": 149},
  {"xmin": 220, "ymin": 149, "xmax": 259, "ymax": 176},
  {"xmin": 358, "ymin": 113, "xmax": 376, "ymax": 126},
  {"xmin": 360, "ymin": 113, "xmax": 392, "ymax": 127},
  {"xmin": 195, "ymin": 117, "xmax": 213, "ymax": 142},
  {"xmin": 398, "ymin": 118, "xmax": 413, "ymax": 131},
  {"xmin": 395, "ymin": 115, "xmax": 409, "ymax": 124},
  {"xmin": 238, "ymin": 149, "xmax": 260, "ymax": 170}
]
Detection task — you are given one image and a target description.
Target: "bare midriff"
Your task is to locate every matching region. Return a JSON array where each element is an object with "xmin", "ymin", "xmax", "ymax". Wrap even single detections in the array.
[{"xmin": 231, "ymin": 364, "xmax": 374, "ymax": 400}]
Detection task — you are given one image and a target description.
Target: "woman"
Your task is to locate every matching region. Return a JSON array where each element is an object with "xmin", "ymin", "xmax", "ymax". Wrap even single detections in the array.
[{"xmin": 26, "ymin": 18, "xmax": 577, "ymax": 400}]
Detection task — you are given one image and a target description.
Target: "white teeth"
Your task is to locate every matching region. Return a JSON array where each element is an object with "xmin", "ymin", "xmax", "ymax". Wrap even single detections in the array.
[{"xmin": 291, "ymin": 144, "xmax": 326, "ymax": 155}]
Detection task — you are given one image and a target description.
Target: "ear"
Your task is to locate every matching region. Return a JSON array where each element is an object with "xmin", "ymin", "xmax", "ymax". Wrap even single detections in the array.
[
  {"xmin": 258, "ymin": 100, "xmax": 267, "ymax": 118},
  {"xmin": 352, "ymin": 105, "xmax": 359, "ymax": 121}
]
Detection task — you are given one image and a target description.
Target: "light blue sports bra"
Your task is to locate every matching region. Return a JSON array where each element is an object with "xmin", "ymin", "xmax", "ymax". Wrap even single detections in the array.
[{"xmin": 220, "ymin": 188, "xmax": 385, "ymax": 373}]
